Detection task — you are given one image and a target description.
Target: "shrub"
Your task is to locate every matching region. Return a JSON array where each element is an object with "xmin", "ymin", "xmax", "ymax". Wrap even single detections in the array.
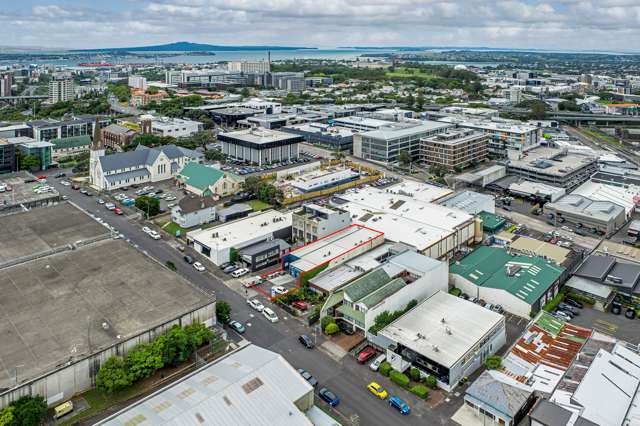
[
  {"xmin": 10, "ymin": 396, "xmax": 47, "ymax": 426},
  {"xmin": 485, "ymin": 355, "xmax": 502, "ymax": 370},
  {"xmin": 449, "ymin": 287, "xmax": 462, "ymax": 297},
  {"xmin": 410, "ymin": 384, "xmax": 430, "ymax": 399},
  {"xmin": 379, "ymin": 361, "xmax": 392, "ymax": 377},
  {"xmin": 216, "ymin": 301, "xmax": 232, "ymax": 324},
  {"xmin": 165, "ymin": 261, "xmax": 176, "ymax": 271},
  {"xmin": 410, "ymin": 367, "xmax": 421, "ymax": 382},
  {"xmin": 325, "ymin": 322, "xmax": 339, "ymax": 335},
  {"xmin": 542, "ymin": 289, "xmax": 567, "ymax": 312},
  {"xmin": 568, "ymin": 293, "xmax": 596, "ymax": 305},
  {"xmin": 425, "ymin": 375, "xmax": 438, "ymax": 389},
  {"xmin": 96, "ymin": 357, "xmax": 132, "ymax": 394},
  {"xmin": 389, "ymin": 370, "xmax": 410, "ymax": 388},
  {"xmin": 321, "ymin": 315, "xmax": 336, "ymax": 332}
]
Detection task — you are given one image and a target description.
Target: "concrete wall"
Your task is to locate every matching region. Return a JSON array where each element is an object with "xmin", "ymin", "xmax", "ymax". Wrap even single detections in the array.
[
  {"xmin": 422, "ymin": 221, "xmax": 476, "ymax": 260},
  {"xmin": 451, "ymin": 274, "xmax": 534, "ymax": 318},
  {"xmin": 0, "ymin": 302, "xmax": 216, "ymax": 409}
]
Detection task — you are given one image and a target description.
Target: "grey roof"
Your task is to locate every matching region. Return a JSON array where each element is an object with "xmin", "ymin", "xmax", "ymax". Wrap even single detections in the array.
[
  {"xmin": 547, "ymin": 194, "xmax": 625, "ymax": 222},
  {"xmin": 98, "ymin": 344, "xmax": 313, "ymax": 426},
  {"xmin": 529, "ymin": 400, "xmax": 573, "ymax": 426},
  {"xmin": 387, "ymin": 249, "xmax": 444, "ymax": 275},
  {"xmin": 574, "ymin": 255, "xmax": 616, "ymax": 281},
  {"xmin": 466, "ymin": 370, "xmax": 533, "ymax": 418},
  {"xmin": 240, "ymin": 239, "xmax": 289, "ymax": 257},
  {"xmin": 100, "ymin": 144, "xmax": 199, "ymax": 173},
  {"xmin": 102, "ymin": 124, "xmax": 136, "ymax": 135},
  {"xmin": 176, "ymin": 196, "xmax": 218, "ymax": 215},
  {"xmin": 104, "ymin": 168, "xmax": 150, "ymax": 184},
  {"xmin": 217, "ymin": 203, "xmax": 252, "ymax": 218},
  {"xmin": 575, "ymin": 255, "xmax": 640, "ymax": 289}
]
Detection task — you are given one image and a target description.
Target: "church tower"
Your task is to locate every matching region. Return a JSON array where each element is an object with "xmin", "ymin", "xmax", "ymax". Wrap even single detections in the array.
[{"xmin": 89, "ymin": 116, "xmax": 105, "ymax": 188}]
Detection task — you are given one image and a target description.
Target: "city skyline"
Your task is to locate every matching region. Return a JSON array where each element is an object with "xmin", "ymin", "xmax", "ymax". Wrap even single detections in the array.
[{"xmin": 2, "ymin": 0, "xmax": 639, "ymax": 51}]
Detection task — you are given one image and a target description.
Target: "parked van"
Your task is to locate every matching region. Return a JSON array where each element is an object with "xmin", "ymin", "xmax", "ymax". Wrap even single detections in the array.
[{"xmin": 54, "ymin": 401, "xmax": 74, "ymax": 419}]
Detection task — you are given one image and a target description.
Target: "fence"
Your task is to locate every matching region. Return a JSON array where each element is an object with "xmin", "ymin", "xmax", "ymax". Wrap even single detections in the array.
[{"xmin": 282, "ymin": 173, "xmax": 381, "ymax": 206}]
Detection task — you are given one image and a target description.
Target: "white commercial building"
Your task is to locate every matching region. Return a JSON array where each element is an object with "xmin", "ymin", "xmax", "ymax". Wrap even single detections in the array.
[
  {"xmin": 292, "ymin": 203, "xmax": 352, "ymax": 244},
  {"xmin": 151, "ymin": 117, "xmax": 203, "ymax": 138},
  {"xmin": 48, "ymin": 75, "xmax": 74, "ymax": 103},
  {"xmin": 127, "ymin": 75, "xmax": 147, "ymax": 90},
  {"xmin": 219, "ymin": 128, "xmax": 303, "ymax": 166},
  {"xmin": 227, "ymin": 61, "xmax": 271, "ymax": 74},
  {"xmin": 98, "ymin": 344, "xmax": 315, "ymax": 426},
  {"xmin": 380, "ymin": 291, "xmax": 506, "ymax": 391},
  {"xmin": 290, "ymin": 168, "xmax": 360, "ymax": 193},
  {"xmin": 331, "ymin": 182, "xmax": 478, "ymax": 260},
  {"xmin": 187, "ymin": 210, "xmax": 293, "ymax": 265},
  {"xmin": 243, "ymin": 99, "xmax": 282, "ymax": 115}
]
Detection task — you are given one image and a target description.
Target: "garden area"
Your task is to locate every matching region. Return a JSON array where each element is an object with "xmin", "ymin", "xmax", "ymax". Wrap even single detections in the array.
[{"xmin": 377, "ymin": 361, "xmax": 438, "ymax": 402}]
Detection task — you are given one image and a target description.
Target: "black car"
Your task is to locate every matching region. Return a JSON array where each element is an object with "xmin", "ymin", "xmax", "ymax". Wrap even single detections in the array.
[
  {"xmin": 297, "ymin": 368, "xmax": 318, "ymax": 387},
  {"xmin": 220, "ymin": 261, "xmax": 234, "ymax": 270},
  {"xmin": 564, "ymin": 298, "xmax": 584, "ymax": 309},
  {"xmin": 558, "ymin": 303, "xmax": 579, "ymax": 315},
  {"xmin": 611, "ymin": 301, "xmax": 622, "ymax": 315},
  {"xmin": 625, "ymin": 308, "xmax": 637, "ymax": 320},
  {"xmin": 55, "ymin": 172, "xmax": 66, "ymax": 178},
  {"xmin": 337, "ymin": 320, "xmax": 354, "ymax": 335},
  {"xmin": 299, "ymin": 335, "xmax": 314, "ymax": 349},
  {"xmin": 131, "ymin": 184, "xmax": 140, "ymax": 189},
  {"xmin": 183, "ymin": 255, "xmax": 194, "ymax": 264}
]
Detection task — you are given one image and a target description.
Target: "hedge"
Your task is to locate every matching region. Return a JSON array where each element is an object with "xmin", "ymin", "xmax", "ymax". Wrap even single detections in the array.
[
  {"xmin": 410, "ymin": 367, "xmax": 421, "ymax": 382},
  {"xmin": 379, "ymin": 361, "xmax": 392, "ymax": 377},
  {"xmin": 389, "ymin": 370, "xmax": 410, "ymax": 388},
  {"xmin": 485, "ymin": 355, "xmax": 502, "ymax": 370},
  {"xmin": 410, "ymin": 384, "xmax": 429, "ymax": 399},
  {"xmin": 321, "ymin": 315, "xmax": 336, "ymax": 332},
  {"xmin": 542, "ymin": 289, "xmax": 567, "ymax": 312},
  {"xmin": 425, "ymin": 375, "xmax": 438, "ymax": 389},
  {"xmin": 449, "ymin": 287, "xmax": 462, "ymax": 297},
  {"xmin": 325, "ymin": 322, "xmax": 339, "ymax": 335},
  {"xmin": 567, "ymin": 292, "xmax": 596, "ymax": 305}
]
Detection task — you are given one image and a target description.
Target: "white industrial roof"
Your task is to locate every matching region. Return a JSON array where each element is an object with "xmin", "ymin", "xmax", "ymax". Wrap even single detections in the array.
[
  {"xmin": 98, "ymin": 344, "xmax": 313, "ymax": 426},
  {"xmin": 380, "ymin": 291, "xmax": 503, "ymax": 368},
  {"xmin": 290, "ymin": 225, "xmax": 382, "ymax": 272},
  {"xmin": 188, "ymin": 210, "xmax": 292, "ymax": 251},
  {"xmin": 572, "ymin": 180, "xmax": 638, "ymax": 215}
]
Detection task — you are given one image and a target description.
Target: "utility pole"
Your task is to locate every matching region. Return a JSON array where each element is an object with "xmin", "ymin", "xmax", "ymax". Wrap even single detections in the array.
[{"xmin": 14, "ymin": 365, "xmax": 23, "ymax": 385}]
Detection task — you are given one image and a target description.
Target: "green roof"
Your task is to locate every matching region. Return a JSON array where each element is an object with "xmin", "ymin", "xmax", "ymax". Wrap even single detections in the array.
[
  {"xmin": 478, "ymin": 211, "xmax": 507, "ymax": 233},
  {"xmin": 450, "ymin": 246, "xmax": 565, "ymax": 305},
  {"xmin": 336, "ymin": 304, "xmax": 365, "ymax": 324},
  {"xmin": 321, "ymin": 291, "xmax": 344, "ymax": 314},
  {"xmin": 50, "ymin": 135, "xmax": 92, "ymax": 150},
  {"xmin": 360, "ymin": 278, "xmax": 406, "ymax": 308},
  {"xmin": 343, "ymin": 268, "xmax": 392, "ymax": 302},
  {"xmin": 178, "ymin": 162, "xmax": 225, "ymax": 191}
]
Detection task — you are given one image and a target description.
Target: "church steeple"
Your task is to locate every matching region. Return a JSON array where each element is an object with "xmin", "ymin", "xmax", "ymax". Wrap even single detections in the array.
[
  {"xmin": 89, "ymin": 116, "xmax": 105, "ymax": 188},
  {"xmin": 91, "ymin": 116, "xmax": 103, "ymax": 150}
]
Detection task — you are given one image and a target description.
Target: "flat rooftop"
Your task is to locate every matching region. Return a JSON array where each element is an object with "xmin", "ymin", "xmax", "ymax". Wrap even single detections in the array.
[
  {"xmin": 438, "ymin": 116, "xmax": 539, "ymax": 134},
  {"xmin": 0, "ymin": 172, "xmax": 60, "ymax": 213},
  {"xmin": 332, "ymin": 116, "xmax": 392, "ymax": 129},
  {"xmin": 187, "ymin": 210, "xmax": 293, "ymax": 251},
  {"xmin": 572, "ymin": 180, "xmax": 637, "ymax": 214},
  {"xmin": 380, "ymin": 291, "xmax": 504, "ymax": 368},
  {"xmin": 546, "ymin": 194, "xmax": 625, "ymax": 222},
  {"xmin": 219, "ymin": 127, "xmax": 302, "ymax": 145},
  {"xmin": 508, "ymin": 146, "xmax": 596, "ymax": 177},
  {"xmin": 360, "ymin": 120, "xmax": 452, "ymax": 140},
  {"xmin": 0, "ymin": 202, "xmax": 105, "ymax": 263},
  {"xmin": 439, "ymin": 190, "xmax": 494, "ymax": 215},
  {"xmin": 99, "ymin": 344, "xmax": 313, "ymax": 426},
  {"xmin": 0, "ymin": 207, "xmax": 212, "ymax": 389},
  {"xmin": 289, "ymin": 225, "xmax": 383, "ymax": 272}
]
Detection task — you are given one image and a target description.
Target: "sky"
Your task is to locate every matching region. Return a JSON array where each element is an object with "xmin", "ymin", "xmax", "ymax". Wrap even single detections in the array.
[{"xmin": 1, "ymin": 0, "xmax": 639, "ymax": 51}]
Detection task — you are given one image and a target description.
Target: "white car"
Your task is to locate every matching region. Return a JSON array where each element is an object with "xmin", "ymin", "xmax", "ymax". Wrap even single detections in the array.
[
  {"xmin": 271, "ymin": 286, "xmax": 288, "ymax": 296},
  {"xmin": 247, "ymin": 299, "xmax": 264, "ymax": 312},
  {"xmin": 262, "ymin": 308, "xmax": 279, "ymax": 323},
  {"xmin": 231, "ymin": 267, "xmax": 249, "ymax": 278},
  {"xmin": 370, "ymin": 354, "xmax": 386, "ymax": 371},
  {"xmin": 148, "ymin": 231, "xmax": 161, "ymax": 240},
  {"xmin": 60, "ymin": 181, "xmax": 70, "ymax": 186},
  {"xmin": 165, "ymin": 196, "xmax": 176, "ymax": 201},
  {"xmin": 105, "ymin": 203, "xmax": 116, "ymax": 210},
  {"xmin": 167, "ymin": 203, "xmax": 177, "ymax": 208},
  {"xmin": 193, "ymin": 262, "xmax": 206, "ymax": 272},
  {"xmin": 142, "ymin": 226, "xmax": 152, "ymax": 234}
]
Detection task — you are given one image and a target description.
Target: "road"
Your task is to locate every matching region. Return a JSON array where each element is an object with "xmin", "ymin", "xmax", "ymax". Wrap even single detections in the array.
[
  {"xmin": 108, "ymin": 95, "xmax": 142, "ymax": 115},
  {"xmin": 565, "ymin": 125, "xmax": 640, "ymax": 167},
  {"xmin": 44, "ymin": 171, "xmax": 458, "ymax": 426}
]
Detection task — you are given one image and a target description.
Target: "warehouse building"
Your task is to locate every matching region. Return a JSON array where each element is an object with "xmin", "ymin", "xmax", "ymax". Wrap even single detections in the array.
[
  {"xmin": 544, "ymin": 194, "xmax": 626, "ymax": 236},
  {"xmin": 187, "ymin": 210, "xmax": 292, "ymax": 266},
  {"xmin": 98, "ymin": 344, "xmax": 315, "ymax": 426},
  {"xmin": 380, "ymin": 291, "xmax": 506, "ymax": 391},
  {"xmin": 450, "ymin": 246, "xmax": 565, "ymax": 318},
  {"xmin": 218, "ymin": 128, "xmax": 303, "ymax": 166},
  {"xmin": 0, "ymin": 204, "xmax": 215, "ymax": 409}
]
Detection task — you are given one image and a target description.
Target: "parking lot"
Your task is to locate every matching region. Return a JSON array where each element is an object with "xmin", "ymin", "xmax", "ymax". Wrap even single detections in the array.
[
  {"xmin": 104, "ymin": 178, "xmax": 186, "ymax": 214},
  {"xmin": 571, "ymin": 305, "xmax": 640, "ymax": 344},
  {"xmin": 220, "ymin": 152, "xmax": 318, "ymax": 177}
]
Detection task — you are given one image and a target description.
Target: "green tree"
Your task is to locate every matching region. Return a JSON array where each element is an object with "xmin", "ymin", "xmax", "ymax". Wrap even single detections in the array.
[
  {"xmin": 216, "ymin": 301, "xmax": 232, "ymax": 324},
  {"xmin": 189, "ymin": 130, "xmax": 216, "ymax": 150},
  {"xmin": 324, "ymin": 322, "xmax": 339, "ymax": 335},
  {"xmin": 389, "ymin": 370, "xmax": 410, "ymax": 388},
  {"xmin": 18, "ymin": 154, "xmax": 41, "ymax": 171},
  {"xmin": 410, "ymin": 367, "xmax": 421, "ymax": 382},
  {"xmin": 145, "ymin": 87, "xmax": 159, "ymax": 95},
  {"xmin": 96, "ymin": 357, "xmax": 132, "ymax": 394},
  {"xmin": 425, "ymin": 375, "xmax": 438, "ymax": 389},
  {"xmin": 379, "ymin": 361, "xmax": 392, "ymax": 377},
  {"xmin": 185, "ymin": 323, "xmax": 215, "ymax": 347},
  {"xmin": 398, "ymin": 150, "xmax": 412, "ymax": 166},
  {"xmin": 485, "ymin": 355, "xmax": 502, "ymax": 370},
  {"xmin": 240, "ymin": 87, "xmax": 251, "ymax": 98},
  {"xmin": 162, "ymin": 325, "xmax": 194, "ymax": 366},
  {"xmin": 11, "ymin": 396, "xmax": 47, "ymax": 426},
  {"xmin": 416, "ymin": 94, "xmax": 425, "ymax": 110},
  {"xmin": 320, "ymin": 315, "xmax": 336, "ymax": 331},
  {"xmin": 0, "ymin": 406, "xmax": 14, "ymax": 426},
  {"xmin": 204, "ymin": 150, "xmax": 227, "ymax": 163},
  {"xmin": 410, "ymin": 384, "xmax": 429, "ymax": 399},
  {"xmin": 125, "ymin": 343, "xmax": 163, "ymax": 381},
  {"xmin": 135, "ymin": 196, "xmax": 160, "ymax": 218}
]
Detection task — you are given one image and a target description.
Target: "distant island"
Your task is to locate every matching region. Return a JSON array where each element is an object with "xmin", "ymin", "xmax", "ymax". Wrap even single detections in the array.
[{"xmin": 72, "ymin": 41, "xmax": 317, "ymax": 53}]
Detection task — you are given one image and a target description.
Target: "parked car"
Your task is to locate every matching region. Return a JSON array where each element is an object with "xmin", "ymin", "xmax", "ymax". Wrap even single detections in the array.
[
  {"xmin": 114, "ymin": 208, "xmax": 123, "ymax": 215},
  {"xmin": 262, "ymin": 308, "xmax": 279, "ymax": 323},
  {"xmin": 319, "ymin": 388, "xmax": 340, "ymax": 407},
  {"xmin": 55, "ymin": 172, "xmax": 66, "ymax": 178},
  {"xmin": 193, "ymin": 262, "xmax": 206, "ymax": 272},
  {"xmin": 625, "ymin": 308, "xmax": 637, "ymax": 320},
  {"xmin": 558, "ymin": 303, "xmax": 578, "ymax": 315},
  {"xmin": 220, "ymin": 261, "xmax": 234, "ymax": 269},
  {"xmin": 369, "ymin": 354, "xmax": 386, "ymax": 372},
  {"xmin": 564, "ymin": 298, "xmax": 584, "ymax": 309},
  {"xmin": 298, "ymin": 335, "xmax": 314, "ymax": 349},
  {"xmin": 148, "ymin": 231, "xmax": 161, "ymax": 240},
  {"xmin": 228, "ymin": 320, "xmax": 246, "ymax": 334},
  {"xmin": 388, "ymin": 396, "xmax": 411, "ymax": 415},
  {"xmin": 105, "ymin": 203, "xmax": 116, "ymax": 211},
  {"xmin": 183, "ymin": 255, "xmax": 195, "ymax": 264},
  {"xmin": 80, "ymin": 188, "xmax": 88, "ymax": 194},
  {"xmin": 231, "ymin": 268, "xmax": 249, "ymax": 278},
  {"xmin": 142, "ymin": 226, "xmax": 152, "ymax": 234},
  {"xmin": 97, "ymin": 198, "xmax": 105, "ymax": 205},
  {"xmin": 492, "ymin": 304, "xmax": 504, "ymax": 314},
  {"xmin": 247, "ymin": 299, "xmax": 264, "ymax": 312},
  {"xmin": 297, "ymin": 369, "xmax": 318, "ymax": 387},
  {"xmin": 337, "ymin": 320, "xmax": 355, "ymax": 335},
  {"xmin": 611, "ymin": 301, "xmax": 622, "ymax": 315},
  {"xmin": 223, "ymin": 264, "xmax": 238, "ymax": 274},
  {"xmin": 357, "ymin": 346, "xmax": 377, "ymax": 364},
  {"xmin": 367, "ymin": 382, "xmax": 388, "ymax": 399},
  {"xmin": 553, "ymin": 310, "xmax": 572, "ymax": 321},
  {"xmin": 271, "ymin": 286, "xmax": 288, "ymax": 296},
  {"xmin": 291, "ymin": 301, "xmax": 308, "ymax": 311}
]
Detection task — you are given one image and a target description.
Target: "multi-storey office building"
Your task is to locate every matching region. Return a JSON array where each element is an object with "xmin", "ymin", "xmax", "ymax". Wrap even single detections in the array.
[
  {"xmin": 420, "ymin": 128, "xmax": 489, "ymax": 169},
  {"xmin": 48, "ymin": 74, "xmax": 74, "ymax": 103},
  {"xmin": 218, "ymin": 127, "xmax": 303, "ymax": 165},
  {"xmin": 292, "ymin": 203, "xmax": 352, "ymax": 244}
]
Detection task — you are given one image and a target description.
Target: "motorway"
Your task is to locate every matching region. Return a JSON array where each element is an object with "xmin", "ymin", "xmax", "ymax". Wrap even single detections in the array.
[{"xmin": 43, "ymin": 171, "xmax": 459, "ymax": 426}]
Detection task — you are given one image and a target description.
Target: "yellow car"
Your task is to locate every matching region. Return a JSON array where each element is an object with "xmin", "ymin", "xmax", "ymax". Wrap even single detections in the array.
[{"xmin": 367, "ymin": 382, "xmax": 388, "ymax": 399}]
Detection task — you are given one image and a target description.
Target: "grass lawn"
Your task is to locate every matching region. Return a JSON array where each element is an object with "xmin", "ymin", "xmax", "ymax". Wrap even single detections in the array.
[
  {"xmin": 162, "ymin": 221, "xmax": 187, "ymax": 237},
  {"xmin": 247, "ymin": 199, "xmax": 272, "ymax": 211},
  {"xmin": 60, "ymin": 385, "xmax": 145, "ymax": 425},
  {"xmin": 386, "ymin": 66, "xmax": 435, "ymax": 79},
  {"xmin": 584, "ymin": 128, "xmax": 622, "ymax": 146}
]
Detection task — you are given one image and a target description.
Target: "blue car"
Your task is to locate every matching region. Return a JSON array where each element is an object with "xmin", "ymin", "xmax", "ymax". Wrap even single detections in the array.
[
  {"xmin": 389, "ymin": 396, "xmax": 411, "ymax": 415},
  {"xmin": 319, "ymin": 387, "xmax": 340, "ymax": 407}
]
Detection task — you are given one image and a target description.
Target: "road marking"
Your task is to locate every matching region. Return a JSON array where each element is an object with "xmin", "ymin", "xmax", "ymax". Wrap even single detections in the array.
[{"xmin": 595, "ymin": 319, "xmax": 618, "ymax": 332}]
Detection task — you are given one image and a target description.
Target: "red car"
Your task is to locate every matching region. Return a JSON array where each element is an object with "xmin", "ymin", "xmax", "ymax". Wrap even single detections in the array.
[
  {"xmin": 37, "ymin": 175, "xmax": 46, "ymax": 180},
  {"xmin": 291, "ymin": 301, "xmax": 308, "ymax": 311},
  {"xmin": 114, "ymin": 208, "xmax": 123, "ymax": 215},
  {"xmin": 357, "ymin": 346, "xmax": 377, "ymax": 363}
]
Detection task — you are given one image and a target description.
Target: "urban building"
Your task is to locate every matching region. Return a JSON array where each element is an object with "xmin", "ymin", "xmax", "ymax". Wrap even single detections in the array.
[
  {"xmin": 282, "ymin": 123, "xmax": 355, "ymax": 151},
  {"xmin": 48, "ymin": 74, "xmax": 74, "ymax": 103},
  {"xmin": 449, "ymin": 246, "xmax": 566, "ymax": 318},
  {"xmin": 439, "ymin": 190, "xmax": 496, "ymax": 214},
  {"xmin": 187, "ymin": 210, "xmax": 293, "ymax": 266},
  {"xmin": 544, "ymin": 194, "xmax": 626, "ymax": 236},
  {"xmin": 239, "ymin": 239, "xmax": 290, "ymax": 271},
  {"xmin": 243, "ymin": 99, "xmax": 282, "ymax": 115},
  {"xmin": 127, "ymin": 75, "xmax": 147, "ymax": 90},
  {"xmin": 352, "ymin": 120, "xmax": 452, "ymax": 164},
  {"xmin": 218, "ymin": 128, "xmax": 303, "ymax": 165},
  {"xmin": 100, "ymin": 124, "xmax": 137, "ymax": 149},
  {"xmin": 170, "ymin": 196, "xmax": 218, "ymax": 229},
  {"xmin": 175, "ymin": 162, "xmax": 242, "ymax": 197},
  {"xmin": 380, "ymin": 291, "xmax": 506, "ymax": 391},
  {"xmin": 305, "ymin": 76, "xmax": 333, "ymax": 86},
  {"xmin": 321, "ymin": 250, "xmax": 448, "ymax": 333},
  {"xmin": 11, "ymin": 137, "xmax": 53, "ymax": 170},
  {"xmin": 289, "ymin": 168, "xmax": 360, "ymax": 193},
  {"xmin": 0, "ymin": 140, "xmax": 16, "ymax": 174},
  {"xmin": 332, "ymin": 116, "xmax": 392, "ymax": 132},
  {"xmin": 150, "ymin": 117, "xmax": 203, "ymax": 138},
  {"xmin": 50, "ymin": 135, "xmax": 92, "ymax": 159},
  {"xmin": 506, "ymin": 147, "xmax": 598, "ymax": 190},
  {"xmin": 0, "ymin": 74, "xmax": 11, "ymax": 97},
  {"xmin": 292, "ymin": 203, "xmax": 351, "ymax": 244},
  {"xmin": 165, "ymin": 69, "xmax": 245, "ymax": 87},
  {"xmin": 227, "ymin": 60, "xmax": 271, "ymax": 74},
  {"xmin": 419, "ymin": 128, "xmax": 489, "ymax": 169},
  {"xmin": 565, "ymin": 254, "xmax": 640, "ymax": 303},
  {"xmin": 130, "ymin": 88, "xmax": 167, "ymax": 107},
  {"xmin": 29, "ymin": 116, "xmax": 109, "ymax": 142},
  {"xmin": 216, "ymin": 203, "xmax": 253, "ymax": 222},
  {"xmin": 269, "ymin": 72, "xmax": 305, "ymax": 93}
]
